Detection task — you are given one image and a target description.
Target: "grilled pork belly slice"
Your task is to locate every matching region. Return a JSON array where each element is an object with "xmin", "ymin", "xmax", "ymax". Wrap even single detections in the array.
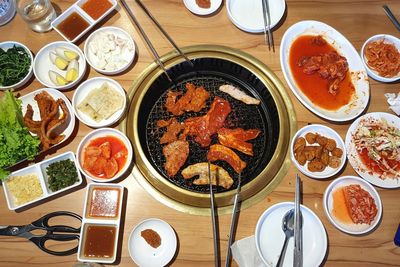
[{"xmin": 181, "ymin": 162, "xmax": 233, "ymax": 189}]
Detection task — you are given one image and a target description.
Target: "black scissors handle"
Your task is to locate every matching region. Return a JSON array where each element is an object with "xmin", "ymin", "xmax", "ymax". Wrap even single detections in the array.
[
  {"xmin": 31, "ymin": 211, "xmax": 82, "ymax": 233},
  {"xmin": 30, "ymin": 233, "xmax": 80, "ymax": 256}
]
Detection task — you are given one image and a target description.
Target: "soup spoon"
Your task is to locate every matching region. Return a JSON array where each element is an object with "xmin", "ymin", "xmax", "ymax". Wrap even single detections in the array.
[{"xmin": 276, "ymin": 209, "xmax": 295, "ymax": 267}]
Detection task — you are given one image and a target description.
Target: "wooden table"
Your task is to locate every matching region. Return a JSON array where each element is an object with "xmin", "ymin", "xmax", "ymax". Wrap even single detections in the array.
[{"xmin": 1, "ymin": 0, "xmax": 399, "ymax": 266}]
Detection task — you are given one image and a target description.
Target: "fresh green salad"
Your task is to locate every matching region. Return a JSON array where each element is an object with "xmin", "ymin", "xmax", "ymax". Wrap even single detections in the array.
[
  {"xmin": 0, "ymin": 91, "xmax": 41, "ymax": 180},
  {"xmin": 46, "ymin": 159, "xmax": 79, "ymax": 192},
  {"xmin": 0, "ymin": 45, "xmax": 31, "ymax": 87}
]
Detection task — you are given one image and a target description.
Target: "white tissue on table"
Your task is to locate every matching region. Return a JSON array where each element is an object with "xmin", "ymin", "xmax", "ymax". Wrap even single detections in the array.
[
  {"xmin": 385, "ymin": 93, "xmax": 400, "ymax": 116},
  {"xmin": 231, "ymin": 235, "xmax": 266, "ymax": 267}
]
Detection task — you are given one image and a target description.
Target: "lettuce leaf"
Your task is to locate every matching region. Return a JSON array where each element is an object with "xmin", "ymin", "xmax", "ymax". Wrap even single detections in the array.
[{"xmin": 0, "ymin": 91, "xmax": 40, "ymax": 180}]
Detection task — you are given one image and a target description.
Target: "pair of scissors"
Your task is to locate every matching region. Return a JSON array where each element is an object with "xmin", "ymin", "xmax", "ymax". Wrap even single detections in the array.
[{"xmin": 0, "ymin": 211, "xmax": 81, "ymax": 256}]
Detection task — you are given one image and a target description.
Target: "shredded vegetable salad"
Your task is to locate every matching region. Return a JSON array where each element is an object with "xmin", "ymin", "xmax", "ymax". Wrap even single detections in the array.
[{"xmin": 353, "ymin": 117, "xmax": 400, "ymax": 179}]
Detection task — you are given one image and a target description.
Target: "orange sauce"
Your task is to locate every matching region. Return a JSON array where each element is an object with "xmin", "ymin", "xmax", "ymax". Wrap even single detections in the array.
[
  {"xmin": 358, "ymin": 148, "xmax": 400, "ymax": 177},
  {"xmin": 88, "ymin": 187, "xmax": 120, "ymax": 218},
  {"xmin": 81, "ymin": 0, "xmax": 113, "ymax": 20},
  {"xmin": 56, "ymin": 12, "xmax": 89, "ymax": 41},
  {"xmin": 83, "ymin": 225, "xmax": 116, "ymax": 258},
  {"xmin": 289, "ymin": 35, "xmax": 355, "ymax": 110},
  {"xmin": 332, "ymin": 187, "xmax": 352, "ymax": 224}
]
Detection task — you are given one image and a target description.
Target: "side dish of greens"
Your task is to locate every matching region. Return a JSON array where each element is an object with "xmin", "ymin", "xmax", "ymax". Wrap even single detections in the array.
[
  {"xmin": 0, "ymin": 45, "xmax": 31, "ymax": 87},
  {"xmin": 0, "ymin": 91, "xmax": 41, "ymax": 180},
  {"xmin": 46, "ymin": 159, "xmax": 79, "ymax": 192}
]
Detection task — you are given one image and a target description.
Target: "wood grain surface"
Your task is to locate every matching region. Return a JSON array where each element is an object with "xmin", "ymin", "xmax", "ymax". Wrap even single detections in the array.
[{"xmin": 1, "ymin": 0, "xmax": 400, "ymax": 266}]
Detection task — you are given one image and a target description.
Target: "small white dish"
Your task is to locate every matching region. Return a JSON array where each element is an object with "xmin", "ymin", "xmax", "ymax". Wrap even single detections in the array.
[
  {"xmin": 226, "ymin": 0, "xmax": 286, "ymax": 33},
  {"xmin": 323, "ymin": 175, "xmax": 382, "ymax": 235},
  {"xmin": 51, "ymin": 0, "xmax": 117, "ymax": 43},
  {"xmin": 84, "ymin": 26, "xmax": 135, "ymax": 75},
  {"xmin": 0, "ymin": 41, "xmax": 33, "ymax": 90},
  {"xmin": 361, "ymin": 34, "xmax": 400, "ymax": 83},
  {"xmin": 72, "ymin": 77, "xmax": 126, "ymax": 128},
  {"xmin": 33, "ymin": 41, "xmax": 86, "ymax": 90},
  {"xmin": 128, "ymin": 218, "xmax": 177, "ymax": 267},
  {"xmin": 345, "ymin": 112, "xmax": 400, "ymax": 188},
  {"xmin": 21, "ymin": 88, "xmax": 76, "ymax": 150},
  {"xmin": 255, "ymin": 202, "xmax": 327, "ymax": 267},
  {"xmin": 280, "ymin": 20, "xmax": 370, "ymax": 122},
  {"xmin": 183, "ymin": 0, "xmax": 222, "ymax": 16},
  {"xmin": 76, "ymin": 128, "xmax": 133, "ymax": 183},
  {"xmin": 291, "ymin": 124, "xmax": 346, "ymax": 179},
  {"xmin": 3, "ymin": 151, "xmax": 82, "ymax": 210}
]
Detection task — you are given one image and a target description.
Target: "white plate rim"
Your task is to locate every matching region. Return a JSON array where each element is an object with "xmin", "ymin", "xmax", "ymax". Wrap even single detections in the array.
[
  {"xmin": 183, "ymin": 0, "xmax": 222, "ymax": 16},
  {"xmin": 255, "ymin": 202, "xmax": 327, "ymax": 267},
  {"xmin": 322, "ymin": 175, "xmax": 383, "ymax": 235},
  {"xmin": 280, "ymin": 20, "xmax": 370, "ymax": 122},
  {"xmin": 72, "ymin": 77, "xmax": 126, "ymax": 128},
  {"xmin": 290, "ymin": 124, "xmax": 346, "ymax": 179},
  {"xmin": 128, "ymin": 218, "xmax": 177, "ymax": 267},
  {"xmin": 345, "ymin": 112, "xmax": 400, "ymax": 188}
]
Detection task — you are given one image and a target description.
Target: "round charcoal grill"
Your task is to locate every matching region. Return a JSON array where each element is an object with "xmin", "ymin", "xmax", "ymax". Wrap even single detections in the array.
[{"xmin": 122, "ymin": 45, "xmax": 297, "ymax": 214}]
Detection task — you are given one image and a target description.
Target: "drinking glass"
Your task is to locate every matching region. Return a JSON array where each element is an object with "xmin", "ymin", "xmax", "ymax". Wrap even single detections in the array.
[{"xmin": 16, "ymin": 0, "xmax": 56, "ymax": 32}]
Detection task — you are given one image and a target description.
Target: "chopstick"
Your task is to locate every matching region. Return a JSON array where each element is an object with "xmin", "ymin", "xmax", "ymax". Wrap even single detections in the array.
[
  {"xmin": 135, "ymin": 0, "xmax": 194, "ymax": 67},
  {"xmin": 224, "ymin": 172, "xmax": 241, "ymax": 267},
  {"xmin": 293, "ymin": 174, "xmax": 302, "ymax": 267},
  {"xmin": 383, "ymin": 5, "xmax": 400, "ymax": 31},
  {"xmin": 120, "ymin": 0, "xmax": 173, "ymax": 82},
  {"xmin": 261, "ymin": 0, "xmax": 274, "ymax": 52},
  {"xmin": 208, "ymin": 162, "xmax": 219, "ymax": 267}
]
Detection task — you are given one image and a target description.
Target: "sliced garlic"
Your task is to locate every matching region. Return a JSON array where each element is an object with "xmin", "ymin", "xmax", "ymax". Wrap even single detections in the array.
[
  {"xmin": 49, "ymin": 51, "xmax": 69, "ymax": 70},
  {"xmin": 65, "ymin": 59, "xmax": 79, "ymax": 82},
  {"xmin": 49, "ymin": 70, "xmax": 68, "ymax": 86},
  {"xmin": 55, "ymin": 46, "xmax": 79, "ymax": 61}
]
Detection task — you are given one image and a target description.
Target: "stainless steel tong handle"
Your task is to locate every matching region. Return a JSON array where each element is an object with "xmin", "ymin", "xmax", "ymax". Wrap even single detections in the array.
[{"xmin": 208, "ymin": 162, "xmax": 219, "ymax": 267}]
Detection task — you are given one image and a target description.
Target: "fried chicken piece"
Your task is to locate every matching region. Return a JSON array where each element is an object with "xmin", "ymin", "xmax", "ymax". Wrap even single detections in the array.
[
  {"xmin": 294, "ymin": 150, "xmax": 307, "ymax": 166},
  {"xmin": 181, "ymin": 162, "xmax": 234, "ymax": 189},
  {"xmin": 217, "ymin": 127, "xmax": 261, "ymax": 156},
  {"xmin": 165, "ymin": 83, "xmax": 210, "ymax": 116},
  {"xmin": 316, "ymin": 135, "xmax": 328, "ymax": 146},
  {"xmin": 184, "ymin": 97, "xmax": 231, "ymax": 147},
  {"xmin": 320, "ymin": 149, "xmax": 330, "ymax": 166},
  {"xmin": 305, "ymin": 132, "xmax": 317, "ymax": 144},
  {"xmin": 328, "ymin": 156, "xmax": 341, "ymax": 168},
  {"xmin": 207, "ymin": 144, "xmax": 246, "ymax": 173},
  {"xmin": 308, "ymin": 159, "xmax": 326, "ymax": 172},
  {"xmin": 303, "ymin": 146, "xmax": 317, "ymax": 161},
  {"xmin": 331, "ymin": 147, "xmax": 343, "ymax": 158},
  {"xmin": 157, "ymin": 118, "xmax": 186, "ymax": 144},
  {"xmin": 163, "ymin": 140, "xmax": 189, "ymax": 177},
  {"xmin": 293, "ymin": 137, "xmax": 306, "ymax": 153},
  {"xmin": 325, "ymin": 138, "xmax": 337, "ymax": 151},
  {"xmin": 342, "ymin": 184, "xmax": 377, "ymax": 224}
]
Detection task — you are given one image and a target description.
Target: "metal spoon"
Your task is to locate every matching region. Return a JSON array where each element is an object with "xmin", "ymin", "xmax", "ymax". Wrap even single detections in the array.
[{"xmin": 276, "ymin": 209, "xmax": 295, "ymax": 267}]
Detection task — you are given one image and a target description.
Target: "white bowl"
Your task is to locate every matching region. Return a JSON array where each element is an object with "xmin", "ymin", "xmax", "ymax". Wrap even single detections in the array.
[
  {"xmin": 128, "ymin": 218, "xmax": 177, "ymax": 267},
  {"xmin": 72, "ymin": 77, "xmax": 126, "ymax": 128},
  {"xmin": 183, "ymin": 0, "xmax": 222, "ymax": 16},
  {"xmin": 84, "ymin": 26, "xmax": 135, "ymax": 75},
  {"xmin": 0, "ymin": 41, "xmax": 33, "ymax": 90},
  {"xmin": 323, "ymin": 175, "xmax": 382, "ymax": 235},
  {"xmin": 290, "ymin": 124, "xmax": 346, "ymax": 179},
  {"xmin": 361, "ymin": 34, "xmax": 400, "ymax": 83},
  {"xmin": 76, "ymin": 128, "xmax": 133, "ymax": 183},
  {"xmin": 226, "ymin": 0, "xmax": 285, "ymax": 33},
  {"xmin": 33, "ymin": 41, "xmax": 86, "ymax": 90}
]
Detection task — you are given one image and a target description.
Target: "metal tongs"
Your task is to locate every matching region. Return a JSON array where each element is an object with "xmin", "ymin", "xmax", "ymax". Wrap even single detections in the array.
[
  {"xmin": 294, "ymin": 174, "xmax": 303, "ymax": 267},
  {"xmin": 208, "ymin": 162, "xmax": 219, "ymax": 267},
  {"xmin": 261, "ymin": 0, "xmax": 274, "ymax": 52},
  {"xmin": 120, "ymin": 0, "xmax": 193, "ymax": 82}
]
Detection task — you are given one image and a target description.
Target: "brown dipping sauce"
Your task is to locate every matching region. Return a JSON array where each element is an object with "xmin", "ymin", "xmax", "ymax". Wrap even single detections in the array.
[
  {"xmin": 56, "ymin": 12, "xmax": 90, "ymax": 41},
  {"xmin": 141, "ymin": 229, "xmax": 161, "ymax": 248},
  {"xmin": 289, "ymin": 35, "xmax": 355, "ymax": 110},
  {"xmin": 81, "ymin": 0, "xmax": 113, "ymax": 20},
  {"xmin": 88, "ymin": 187, "xmax": 120, "ymax": 218},
  {"xmin": 196, "ymin": 0, "xmax": 211, "ymax": 8},
  {"xmin": 83, "ymin": 225, "xmax": 116, "ymax": 258}
]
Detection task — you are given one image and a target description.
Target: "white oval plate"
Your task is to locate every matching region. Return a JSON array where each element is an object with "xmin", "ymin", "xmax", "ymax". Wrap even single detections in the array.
[
  {"xmin": 183, "ymin": 0, "xmax": 222, "ymax": 16},
  {"xmin": 280, "ymin": 20, "xmax": 369, "ymax": 122},
  {"xmin": 33, "ymin": 41, "xmax": 86, "ymax": 90},
  {"xmin": 323, "ymin": 175, "xmax": 382, "ymax": 235},
  {"xmin": 345, "ymin": 112, "xmax": 400, "ymax": 188},
  {"xmin": 21, "ymin": 88, "xmax": 75, "ymax": 149},
  {"xmin": 255, "ymin": 202, "xmax": 327, "ymax": 267},
  {"xmin": 226, "ymin": 0, "xmax": 285, "ymax": 33},
  {"xmin": 72, "ymin": 77, "xmax": 126, "ymax": 128},
  {"xmin": 290, "ymin": 124, "xmax": 346, "ymax": 179},
  {"xmin": 128, "ymin": 218, "xmax": 177, "ymax": 267}
]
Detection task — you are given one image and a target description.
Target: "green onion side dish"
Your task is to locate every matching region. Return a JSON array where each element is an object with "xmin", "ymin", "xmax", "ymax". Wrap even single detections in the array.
[
  {"xmin": 0, "ymin": 45, "xmax": 31, "ymax": 87},
  {"xmin": 46, "ymin": 159, "xmax": 79, "ymax": 192}
]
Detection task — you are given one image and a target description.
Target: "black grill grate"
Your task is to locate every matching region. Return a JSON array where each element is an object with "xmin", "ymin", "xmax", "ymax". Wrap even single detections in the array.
[{"xmin": 138, "ymin": 58, "xmax": 280, "ymax": 193}]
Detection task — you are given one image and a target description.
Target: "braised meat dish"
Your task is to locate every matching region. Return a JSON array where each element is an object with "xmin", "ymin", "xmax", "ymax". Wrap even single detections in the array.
[
  {"xmin": 297, "ymin": 46, "xmax": 349, "ymax": 96},
  {"xmin": 217, "ymin": 128, "xmax": 261, "ymax": 156}
]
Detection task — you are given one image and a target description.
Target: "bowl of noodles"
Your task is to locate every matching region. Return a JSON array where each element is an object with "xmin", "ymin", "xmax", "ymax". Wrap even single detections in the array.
[{"xmin": 361, "ymin": 34, "xmax": 400, "ymax": 83}]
